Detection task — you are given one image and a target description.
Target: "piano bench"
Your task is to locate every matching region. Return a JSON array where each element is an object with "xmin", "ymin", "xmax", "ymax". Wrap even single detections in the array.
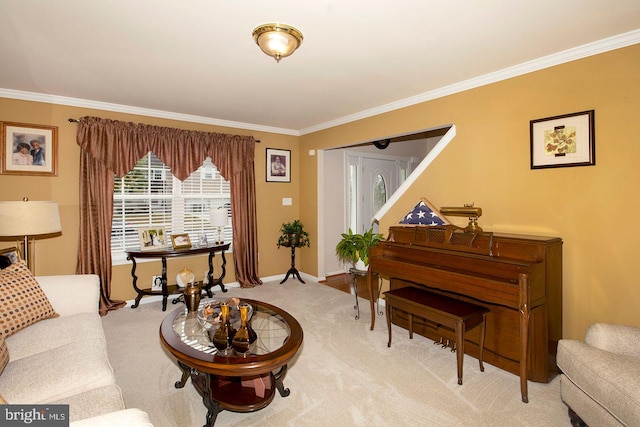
[{"xmin": 384, "ymin": 286, "xmax": 489, "ymax": 385}]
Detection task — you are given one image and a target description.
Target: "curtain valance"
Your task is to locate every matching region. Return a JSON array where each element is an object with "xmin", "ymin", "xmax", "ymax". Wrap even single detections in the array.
[{"xmin": 76, "ymin": 116, "xmax": 255, "ymax": 180}]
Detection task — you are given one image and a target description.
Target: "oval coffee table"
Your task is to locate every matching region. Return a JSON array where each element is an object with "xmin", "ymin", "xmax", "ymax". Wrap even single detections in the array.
[{"xmin": 159, "ymin": 298, "xmax": 304, "ymax": 426}]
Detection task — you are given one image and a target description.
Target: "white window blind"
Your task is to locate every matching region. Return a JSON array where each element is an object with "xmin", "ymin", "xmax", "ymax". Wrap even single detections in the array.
[{"xmin": 111, "ymin": 152, "xmax": 231, "ymax": 263}]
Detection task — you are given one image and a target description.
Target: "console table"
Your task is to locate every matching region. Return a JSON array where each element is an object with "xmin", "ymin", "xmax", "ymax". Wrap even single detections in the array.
[{"xmin": 126, "ymin": 243, "xmax": 230, "ymax": 310}]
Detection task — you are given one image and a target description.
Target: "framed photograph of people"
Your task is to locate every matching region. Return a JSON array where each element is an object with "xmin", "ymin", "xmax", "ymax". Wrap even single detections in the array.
[
  {"xmin": 171, "ymin": 233, "xmax": 192, "ymax": 249},
  {"xmin": 530, "ymin": 110, "xmax": 595, "ymax": 169},
  {"xmin": 266, "ymin": 148, "xmax": 291, "ymax": 182},
  {"xmin": 0, "ymin": 122, "xmax": 58, "ymax": 176},
  {"xmin": 138, "ymin": 227, "xmax": 168, "ymax": 251},
  {"xmin": 0, "ymin": 246, "xmax": 21, "ymax": 268}
]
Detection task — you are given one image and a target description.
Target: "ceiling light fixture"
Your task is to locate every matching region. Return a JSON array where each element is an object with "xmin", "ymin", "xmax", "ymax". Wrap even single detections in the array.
[{"xmin": 252, "ymin": 23, "xmax": 303, "ymax": 63}]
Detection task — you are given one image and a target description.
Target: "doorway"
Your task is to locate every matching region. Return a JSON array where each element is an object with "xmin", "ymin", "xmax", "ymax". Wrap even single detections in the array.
[{"xmin": 321, "ymin": 126, "xmax": 451, "ymax": 278}]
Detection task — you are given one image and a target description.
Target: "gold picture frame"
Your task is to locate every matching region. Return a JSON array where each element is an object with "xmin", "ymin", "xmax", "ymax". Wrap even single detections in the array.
[
  {"xmin": 171, "ymin": 233, "xmax": 192, "ymax": 249},
  {"xmin": 1, "ymin": 122, "xmax": 58, "ymax": 176}
]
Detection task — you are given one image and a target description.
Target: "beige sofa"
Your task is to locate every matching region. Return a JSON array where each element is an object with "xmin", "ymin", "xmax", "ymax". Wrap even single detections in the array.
[
  {"xmin": 0, "ymin": 266, "xmax": 152, "ymax": 426},
  {"xmin": 557, "ymin": 323, "xmax": 640, "ymax": 426}
]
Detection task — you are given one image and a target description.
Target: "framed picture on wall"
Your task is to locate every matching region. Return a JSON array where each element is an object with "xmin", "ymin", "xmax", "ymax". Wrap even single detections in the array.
[
  {"xmin": 530, "ymin": 110, "xmax": 595, "ymax": 169},
  {"xmin": 266, "ymin": 148, "xmax": 291, "ymax": 182},
  {"xmin": 0, "ymin": 122, "xmax": 58, "ymax": 176}
]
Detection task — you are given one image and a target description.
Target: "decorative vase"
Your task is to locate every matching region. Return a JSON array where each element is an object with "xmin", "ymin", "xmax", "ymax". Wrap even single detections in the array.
[
  {"xmin": 176, "ymin": 266, "xmax": 195, "ymax": 288},
  {"xmin": 355, "ymin": 258, "xmax": 368, "ymax": 271},
  {"xmin": 231, "ymin": 303, "xmax": 257, "ymax": 357},
  {"xmin": 211, "ymin": 302, "xmax": 235, "ymax": 356},
  {"xmin": 183, "ymin": 283, "xmax": 201, "ymax": 312}
]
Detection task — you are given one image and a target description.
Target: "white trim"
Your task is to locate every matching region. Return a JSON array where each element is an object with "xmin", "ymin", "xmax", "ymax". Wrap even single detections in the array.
[
  {"xmin": 300, "ymin": 30, "xmax": 640, "ymax": 135},
  {"xmin": 0, "ymin": 88, "xmax": 300, "ymax": 136},
  {"xmin": 373, "ymin": 125, "xmax": 456, "ymax": 223},
  {"xmin": 1, "ymin": 30, "xmax": 638, "ymax": 136}
]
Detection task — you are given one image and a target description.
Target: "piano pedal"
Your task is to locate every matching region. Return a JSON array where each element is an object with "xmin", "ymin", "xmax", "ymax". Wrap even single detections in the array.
[
  {"xmin": 434, "ymin": 337, "xmax": 444, "ymax": 346},
  {"xmin": 442, "ymin": 338, "xmax": 450, "ymax": 349}
]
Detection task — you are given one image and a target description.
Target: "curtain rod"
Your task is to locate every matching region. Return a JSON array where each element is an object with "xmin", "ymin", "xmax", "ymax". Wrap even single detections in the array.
[{"xmin": 68, "ymin": 118, "xmax": 260, "ymax": 142}]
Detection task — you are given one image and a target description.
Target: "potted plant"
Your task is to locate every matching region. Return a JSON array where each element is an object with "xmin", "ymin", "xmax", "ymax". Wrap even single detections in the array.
[
  {"xmin": 276, "ymin": 219, "xmax": 311, "ymax": 248},
  {"xmin": 335, "ymin": 227, "xmax": 384, "ymax": 270}
]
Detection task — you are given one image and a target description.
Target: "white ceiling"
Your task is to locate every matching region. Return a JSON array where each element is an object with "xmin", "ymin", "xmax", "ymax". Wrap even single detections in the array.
[{"xmin": 1, "ymin": 1, "xmax": 639, "ymax": 135}]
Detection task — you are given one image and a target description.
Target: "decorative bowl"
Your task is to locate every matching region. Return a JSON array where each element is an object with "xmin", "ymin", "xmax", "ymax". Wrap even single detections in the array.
[{"xmin": 196, "ymin": 298, "xmax": 249, "ymax": 330}]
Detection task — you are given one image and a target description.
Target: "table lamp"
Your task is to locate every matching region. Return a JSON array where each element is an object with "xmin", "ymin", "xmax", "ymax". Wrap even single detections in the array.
[
  {"xmin": 209, "ymin": 208, "xmax": 227, "ymax": 245},
  {"xmin": 0, "ymin": 199, "xmax": 62, "ymax": 271}
]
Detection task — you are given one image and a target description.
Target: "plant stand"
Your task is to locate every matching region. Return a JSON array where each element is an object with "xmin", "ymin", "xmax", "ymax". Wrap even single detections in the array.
[{"xmin": 280, "ymin": 243, "xmax": 305, "ymax": 284}]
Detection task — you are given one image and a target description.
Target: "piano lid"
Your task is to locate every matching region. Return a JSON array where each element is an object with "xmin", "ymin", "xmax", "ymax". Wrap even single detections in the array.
[{"xmin": 388, "ymin": 224, "xmax": 493, "ymax": 256}]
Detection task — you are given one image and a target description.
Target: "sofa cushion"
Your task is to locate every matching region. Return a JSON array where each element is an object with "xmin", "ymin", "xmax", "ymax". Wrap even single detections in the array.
[
  {"xmin": 0, "ymin": 339, "xmax": 116, "ymax": 403},
  {"xmin": 51, "ymin": 384, "xmax": 125, "ymax": 422},
  {"xmin": 0, "ymin": 261, "xmax": 58, "ymax": 336},
  {"xmin": 558, "ymin": 339, "xmax": 640, "ymax": 426},
  {"xmin": 69, "ymin": 408, "xmax": 153, "ymax": 427},
  {"xmin": 5, "ymin": 312, "xmax": 104, "ymax": 361}
]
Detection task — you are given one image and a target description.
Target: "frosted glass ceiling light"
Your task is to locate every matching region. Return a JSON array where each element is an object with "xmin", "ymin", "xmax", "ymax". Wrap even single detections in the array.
[{"xmin": 252, "ymin": 23, "xmax": 303, "ymax": 63}]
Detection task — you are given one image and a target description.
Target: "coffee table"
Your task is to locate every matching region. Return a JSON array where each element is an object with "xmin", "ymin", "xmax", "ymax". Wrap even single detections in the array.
[{"xmin": 159, "ymin": 298, "xmax": 303, "ymax": 426}]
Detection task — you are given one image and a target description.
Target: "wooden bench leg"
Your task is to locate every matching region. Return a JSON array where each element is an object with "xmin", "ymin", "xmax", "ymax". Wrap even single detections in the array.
[
  {"xmin": 408, "ymin": 313, "xmax": 413, "ymax": 339},
  {"xmin": 479, "ymin": 312, "xmax": 486, "ymax": 372},
  {"xmin": 386, "ymin": 302, "xmax": 392, "ymax": 347},
  {"xmin": 456, "ymin": 319, "xmax": 464, "ymax": 385}
]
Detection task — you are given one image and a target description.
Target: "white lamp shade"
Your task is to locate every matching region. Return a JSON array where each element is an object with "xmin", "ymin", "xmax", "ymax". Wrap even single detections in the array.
[
  {"xmin": 0, "ymin": 201, "xmax": 62, "ymax": 236},
  {"xmin": 209, "ymin": 208, "xmax": 228, "ymax": 227}
]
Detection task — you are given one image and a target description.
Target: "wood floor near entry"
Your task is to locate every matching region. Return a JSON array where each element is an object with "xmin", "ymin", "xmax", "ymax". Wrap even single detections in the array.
[{"xmin": 321, "ymin": 273, "xmax": 371, "ymax": 299}]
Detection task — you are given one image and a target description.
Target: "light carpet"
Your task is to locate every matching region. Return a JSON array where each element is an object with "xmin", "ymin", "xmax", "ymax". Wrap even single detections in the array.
[{"xmin": 102, "ymin": 278, "xmax": 570, "ymax": 426}]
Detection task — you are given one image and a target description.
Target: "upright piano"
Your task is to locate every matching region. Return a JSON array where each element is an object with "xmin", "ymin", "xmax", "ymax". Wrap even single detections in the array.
[{"xmin": 368, "ymin": 225, "xmax": 562, "ymax": 403}]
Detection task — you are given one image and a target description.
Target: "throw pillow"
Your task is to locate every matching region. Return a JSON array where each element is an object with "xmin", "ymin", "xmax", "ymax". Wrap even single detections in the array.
[
  {"xmin": 0, "ymin": 333, "xmax": 8, "ymax": 403},
  {"xmin": 0, "ymin": 261, "xmax": 59, "ymax": 337},
  {"xmin": 0, "ymin": 334, "xmax": 8, "ymax": 374}
]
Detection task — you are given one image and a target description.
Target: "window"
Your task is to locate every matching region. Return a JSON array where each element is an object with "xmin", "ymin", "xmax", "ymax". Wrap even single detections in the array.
[{"xmin": 111, "ymin": 152, "xmax": 231, "ymax": 262}]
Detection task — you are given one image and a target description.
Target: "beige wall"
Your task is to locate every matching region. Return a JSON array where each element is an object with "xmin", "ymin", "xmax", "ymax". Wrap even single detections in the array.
[
  {"xmin": 2, "ymin": 43, "xmax": 638, "ymax": 340},
  {"xmin": 300, "ymin": 44, "xmax": 640, "ymax": 340},
  {"xmin": 0, "ymin": 101, "xmax": 300, "ymax": 301}
]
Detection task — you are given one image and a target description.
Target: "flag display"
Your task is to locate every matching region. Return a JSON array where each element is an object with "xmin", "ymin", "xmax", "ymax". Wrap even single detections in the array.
[{"xmin": 398, "ymin": 199, "xmax": 448, "ymax": 225}]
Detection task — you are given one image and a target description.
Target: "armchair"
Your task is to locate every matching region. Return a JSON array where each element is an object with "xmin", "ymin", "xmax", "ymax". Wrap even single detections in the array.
[{"xmin": 557, "ymin": 323, "xmax": 640, "ymax": 426}]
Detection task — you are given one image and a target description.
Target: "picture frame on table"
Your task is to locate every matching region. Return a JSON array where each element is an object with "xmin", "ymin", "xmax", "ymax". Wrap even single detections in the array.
[
  {"xmin": 0, "ymin": 122, "xmax": 58, "ymax": 176},
  {"xmin": 0, "ymin": 246, "xmax": 21, "ymax": 268},
  {"xmin": 530, "ymin": 110, "xmax": 595, "ymax": 169},
  {"xmin": 266, "ymin": 148, "xmax": 291, "ymax": 182},
  {"xmin": 171, "ymin": 233, "xmax": 192, "ymax": 249},
  {"xmin": 138, "ymin": 227, "xmax": 168, "ymax": 251}
]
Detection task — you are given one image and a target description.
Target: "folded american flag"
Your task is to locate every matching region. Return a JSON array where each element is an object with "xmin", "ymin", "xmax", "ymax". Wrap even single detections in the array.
[{"xmin": 398, "ymin": 199, "xmax": 448, "ymax": 225}]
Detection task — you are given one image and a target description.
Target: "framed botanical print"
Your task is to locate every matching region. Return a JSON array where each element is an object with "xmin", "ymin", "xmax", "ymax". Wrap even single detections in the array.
[{"xmin": 530, "ymin": 110, "xmax": 595, "ymax": 169}]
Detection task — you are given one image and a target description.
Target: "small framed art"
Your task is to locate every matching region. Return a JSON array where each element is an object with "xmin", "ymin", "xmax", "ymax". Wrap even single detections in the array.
[
  {"xmin": 171, "ymin": 233, "xmax": 192, "ymax": 249},
  {"xmin": 138, "ymin": 227, "xmax": 168, "ymax": 251},
  {"xmin": 0, "ymin": 247, "xmax": 21, "ymax": 265},
  {"xmin": 530, "ymin": 110, "xmax": 595, "ymax": 169},
  {"xmin": 266, "ymin": 148, "xmax": 290, "ymax": 182},
  {"xmin": 1, "ymin": 122, "xmax": 58, "ymax": 176}
]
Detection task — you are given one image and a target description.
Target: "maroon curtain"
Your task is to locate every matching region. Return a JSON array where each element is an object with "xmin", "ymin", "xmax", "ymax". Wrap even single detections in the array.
[{"xmin": 76, "ymin": 117, "xmax": 261, "ymax": 314}]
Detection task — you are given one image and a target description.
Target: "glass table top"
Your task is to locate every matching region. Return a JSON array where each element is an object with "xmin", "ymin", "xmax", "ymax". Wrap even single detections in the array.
[{"xmin": 171, "ymin": 298, "xmax": 292, "ymax": 358}]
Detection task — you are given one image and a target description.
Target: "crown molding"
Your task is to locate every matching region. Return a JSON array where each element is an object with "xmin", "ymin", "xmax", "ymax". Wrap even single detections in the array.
[
  {"xmin": 0, "ymin": 88, "xmax": 300, "ymax": 137},
  {"xmin": 1, "ymin": 29, "xmax": 638, "ymax": 137},
  {"xmin": 300, "ymin": 29, "xmax": 640, "ymax": 135}
]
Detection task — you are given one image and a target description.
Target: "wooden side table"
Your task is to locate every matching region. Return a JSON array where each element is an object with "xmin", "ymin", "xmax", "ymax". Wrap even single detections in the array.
[
  {"xmin": 279, "ymin": 242, "xmax": 305, "ymax": 284},
  {"xmin": 126, "ymin": 243, "xmax": 230, "ymax": 310}
]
